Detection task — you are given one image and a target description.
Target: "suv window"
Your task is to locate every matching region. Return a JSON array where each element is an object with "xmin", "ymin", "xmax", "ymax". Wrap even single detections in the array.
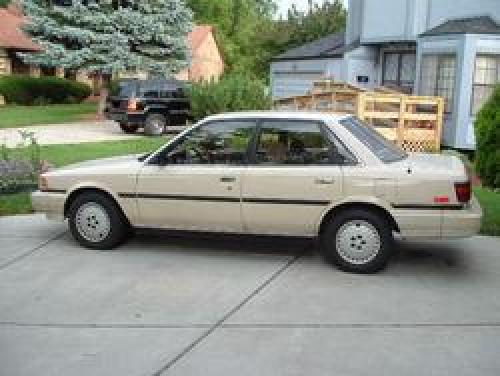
[
  {"xmin": 164, "ymin": 121, "xmax": 256, "ymax": 165},
  {"xmin": 340, "ymin": 117, "xmax": 407, "ymax": 163},
  {"xmin": 255, "ymin": 121, "xmax": 332, "ymax": 165}
]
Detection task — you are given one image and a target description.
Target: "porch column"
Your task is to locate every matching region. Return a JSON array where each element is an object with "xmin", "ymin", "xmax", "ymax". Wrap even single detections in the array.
[
  {"xmin": 55, "ymin": 67, "xmax": 65, "ymax": 78},
  {"xmin": 29, "ymin": 65, "xmax": 41, "ymax": 77},
  {"xmin": 0, "ymin": 48, "xmax": 12, "ymax": 75}
]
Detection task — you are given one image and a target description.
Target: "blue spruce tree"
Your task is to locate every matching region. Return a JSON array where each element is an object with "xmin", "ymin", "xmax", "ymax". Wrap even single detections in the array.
[{"xmin": 19, "ymin": 0, "xmax": 193, "ymax": 112}]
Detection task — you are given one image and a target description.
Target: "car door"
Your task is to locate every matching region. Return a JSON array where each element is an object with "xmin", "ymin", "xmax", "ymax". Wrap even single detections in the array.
[
  {"xmin": 241, "ymin": 119, "xmax": 346, "ymax": 236},
  {"xmin": 136, "ymin": 120, "xmax": 257, "ymax": 232}
]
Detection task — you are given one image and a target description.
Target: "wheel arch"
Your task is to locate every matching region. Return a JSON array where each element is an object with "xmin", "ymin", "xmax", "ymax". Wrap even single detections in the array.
[
  {"xmin": 318, "ymin": 201, "xmax": 400, "ymax": 236},
  {"xmin": 64, "ymin": 185, "xmax": 129, "ymax": 224}
]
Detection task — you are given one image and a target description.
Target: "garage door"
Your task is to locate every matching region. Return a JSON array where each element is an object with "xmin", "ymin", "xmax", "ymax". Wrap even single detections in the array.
[{"xmin": 272, "ymin": 71, "xmax": 324, "ymax": 99}]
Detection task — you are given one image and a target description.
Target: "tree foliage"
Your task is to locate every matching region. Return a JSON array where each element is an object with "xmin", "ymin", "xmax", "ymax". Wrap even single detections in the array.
[
  {"xmin": 19, "ymin": 0, "xmax": 193, "ymax": 77},
  {"xmin": 474, "ymin": 85, "xmax": 500, "ymax": 189},
  {"xmin": 187, "ymin": 73, "xmax": 270, "ymax": 121},
  {"xmin": 186, "ymin": 0, "xmax": 346, "ymax": 80}
]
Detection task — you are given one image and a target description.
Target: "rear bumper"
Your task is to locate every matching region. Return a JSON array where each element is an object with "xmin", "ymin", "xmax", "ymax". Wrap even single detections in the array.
[
  {"xmin": 104, "ymin": 110, "xmax": 146, "ymax": 124},
  {"xmin": 441, "ymin": 195, "xmax": 482, "ymax": 238},
  {"xmin": 31, "ymin": 190, "xmax": 66, "ymax": 221},
  {"xmin": 393, "ymin": 195, "xmax": 482, "ymax": 239}
]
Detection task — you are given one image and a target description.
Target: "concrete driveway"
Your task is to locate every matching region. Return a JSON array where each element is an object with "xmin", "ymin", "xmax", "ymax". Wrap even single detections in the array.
[
  {"xmin": 1, "ymin": 215, "xmax": 500, "ymax": 376},
  {"xmin": 0, "ymin": 121, "xmax": 186, "ymax": 147}
]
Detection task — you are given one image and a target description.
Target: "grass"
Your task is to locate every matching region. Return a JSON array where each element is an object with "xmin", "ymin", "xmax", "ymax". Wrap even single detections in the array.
[
  {"xmin": 474, "ymin": 187, "xmax": 500, "ymax": 236},
  {"xmin": 0, "ymin": 192, "xmax": 32, "ymax": 216},
  {"xmin": 0, "ymin": 103, "xmax": 98, "ymax": 129},
  {"xmin": 0, "ymin": 137, "xmax": 167, "ymax": 216}
]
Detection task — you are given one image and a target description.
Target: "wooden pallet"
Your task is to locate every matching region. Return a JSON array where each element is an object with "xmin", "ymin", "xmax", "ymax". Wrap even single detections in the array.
[{"xmin": 273, "ymin": 81, "xmax": 444, "ymax": 152}]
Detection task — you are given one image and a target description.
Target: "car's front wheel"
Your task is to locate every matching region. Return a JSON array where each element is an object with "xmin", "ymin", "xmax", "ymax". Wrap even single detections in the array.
[
  {"xmin": 144, "ymin": 113, "xmax": 167, "ymax": 136},
  {"xmin": 68, "ymin": 192, "xmax": 129, "ymax": 250},
  {"xmin": 320, "ymin": 208, "xmax": 394, "ymax": 273}
]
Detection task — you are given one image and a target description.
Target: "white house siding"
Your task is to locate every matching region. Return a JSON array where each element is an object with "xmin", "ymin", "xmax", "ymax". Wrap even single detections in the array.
[
  {"xmin": 270, "ymin": 59, "xmax": 343, "ymax": 99},
  {"xmin": 417, "ymin": 34, "xmax": 500, "ymax": 150},
  {"xmin": 355, "ymin": 0, "xmax": 500, "ymax": 44},
  {"xmin": 344, "ymin": 46, "xmax": 379, "ymax": 89},
  {"xmin": 416, "ymin": 36, "xmax": 462, "ymax": 148}
]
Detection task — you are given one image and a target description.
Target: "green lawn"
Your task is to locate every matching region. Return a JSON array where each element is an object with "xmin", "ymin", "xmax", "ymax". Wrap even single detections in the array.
[
  {"xmin": 0, "ymin": 103, "xmax": 98, "ymax": 128},
  {"xmin": 474, "ymin": 187, "xmax": 500, "ymax": 236},
  {"xmin": 0, "ymin": 137, "xmax": 167, "ymax": 216}
]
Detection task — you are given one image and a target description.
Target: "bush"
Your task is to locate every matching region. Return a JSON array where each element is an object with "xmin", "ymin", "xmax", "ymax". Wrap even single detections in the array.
[
  {"xmin": 0, "ymin": 75, "xmax": 92, "ymax": 105},
  {"xmin": 474, "ymin": 85, "xmax": 500, "ymax": 189},
  {"xmin": 187, "ymin": 73, "xmax": 271, "ymax": 121}
]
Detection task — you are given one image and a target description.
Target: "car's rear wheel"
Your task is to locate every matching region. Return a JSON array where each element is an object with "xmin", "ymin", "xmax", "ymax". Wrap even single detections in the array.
[
  {"xmin": 320, "ymin": 208, "xmax": 394, "ymax": 273},
  {"xmin": 68, "ymin": 192, "xmax": 129, "ymax": 250},
  {"xmin": 119, "ymin": 122, "xmax": 138, "ymax": 134},
  {"xmin": 144, "ymin": 113, "xmax": 167, "ymax": 136}
]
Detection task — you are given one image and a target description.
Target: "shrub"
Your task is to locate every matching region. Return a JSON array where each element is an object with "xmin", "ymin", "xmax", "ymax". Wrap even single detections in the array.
[
  {"xmin": 187, "ymin": 73, "xmax": 271, "ymax": 121},
  {"xmin": 474, "ymin": 85, "xmax": 500, "ymax": 189},
  {"xmin": 0, "ymin": 75, "xmax": 92, "ymax": 105}
]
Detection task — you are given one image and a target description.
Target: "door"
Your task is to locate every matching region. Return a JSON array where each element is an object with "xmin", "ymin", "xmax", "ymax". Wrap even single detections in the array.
[
  {"xmin": 136, "ymin": 120, "xmax": 257, "ymax": 232},
  {"xmin": 242, "ymin": 120, "xmax": 347, "ymax": 236}
]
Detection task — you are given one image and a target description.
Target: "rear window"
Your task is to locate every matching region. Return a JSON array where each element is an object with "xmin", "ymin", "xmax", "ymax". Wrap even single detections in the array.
[
  {"xmin": 117, "ymin": 82, "xmax": 137, "ymax": 97},
  {"xmin": 340, "ymin": 117, "xmax": 407, "ymax": 163}
]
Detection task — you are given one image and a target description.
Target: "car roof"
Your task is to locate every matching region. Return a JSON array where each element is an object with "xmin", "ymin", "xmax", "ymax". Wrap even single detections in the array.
[{"xmin": 202, "ymin": 111, "xmax": 351, "ymax": 124}]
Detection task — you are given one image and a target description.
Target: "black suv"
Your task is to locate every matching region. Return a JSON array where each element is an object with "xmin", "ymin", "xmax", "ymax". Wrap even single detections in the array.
[{"xmin": 105, "ymin": 79, "xmax": 191, "ymax": 135}]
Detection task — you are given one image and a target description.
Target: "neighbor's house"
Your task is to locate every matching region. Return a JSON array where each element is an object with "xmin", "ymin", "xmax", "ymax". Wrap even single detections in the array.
[
  {"xmin": 0, "ymin": 5, "xmax": 42, "ymax": 77},
  {"xmin": 270, "ymin": 0, "xmax": 500, "ymax": 150},
  {"xmin": 0, "ymin": 4, "xmax": 224, "ymax": 86}
]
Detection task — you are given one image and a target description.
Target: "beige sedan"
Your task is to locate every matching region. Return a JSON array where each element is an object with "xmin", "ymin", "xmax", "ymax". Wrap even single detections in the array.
[{"xmin": 32, "ymin": 112, "xmax": 482, "ymax": 273}]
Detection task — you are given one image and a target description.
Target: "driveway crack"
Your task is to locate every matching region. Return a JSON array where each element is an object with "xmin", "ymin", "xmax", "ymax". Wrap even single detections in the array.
[
  {"xmin": 150, "ymin": 252, "xmax": 304, "ymax": 376},
  {"xmin": 0, "ymin": 231, "xmax": 66, "ymax": 271}
]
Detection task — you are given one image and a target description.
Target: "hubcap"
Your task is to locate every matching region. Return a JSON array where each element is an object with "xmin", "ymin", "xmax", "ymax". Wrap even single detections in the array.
[
  {"xmin": 335, "ymin": 220, "xmax": 381, "ymax": 265},
  {"xmin": 75, "ymin": 202, "xmax": 111, "ymax": 243}
]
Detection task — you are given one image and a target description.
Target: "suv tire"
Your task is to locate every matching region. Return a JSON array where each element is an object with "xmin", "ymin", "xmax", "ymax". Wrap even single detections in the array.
[
  {"xmin": 119, "ymin": 122, "xmax": 138, "ymax": 134},
  {"xmin": 144, "ymin": 113, "xmax": 167, "ymax": 136},
  {"xmin": 68, "ymin": 191, "xmax": 129, "ymax": 250},
  {"xmin": 320, "ymin": 208, "xmax": 394, "ymax": 273}
]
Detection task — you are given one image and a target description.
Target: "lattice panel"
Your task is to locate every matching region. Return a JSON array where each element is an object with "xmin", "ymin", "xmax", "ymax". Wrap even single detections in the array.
[{"xmin": 401, "ymin": 139, "xmax": 438, "ymax": 153}]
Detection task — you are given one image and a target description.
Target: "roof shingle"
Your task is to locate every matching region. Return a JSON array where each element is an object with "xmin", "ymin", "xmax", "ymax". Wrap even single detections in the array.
[
  {"xmin": 273, "ymin": 32, "xmax": 346, "ymax": 61},
  {"xmin": 0, "ymin": 8, "xmax": 40, "ymax": 51},
  {"xmin": 421, "ymin": 16, "xmax": 500, "ymax": 37}
]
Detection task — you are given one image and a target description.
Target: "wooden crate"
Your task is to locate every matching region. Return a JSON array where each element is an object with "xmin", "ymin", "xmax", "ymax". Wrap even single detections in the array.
[{"xmin": 273, "ymin": 82, "xmax": 444, "ymax": 152}]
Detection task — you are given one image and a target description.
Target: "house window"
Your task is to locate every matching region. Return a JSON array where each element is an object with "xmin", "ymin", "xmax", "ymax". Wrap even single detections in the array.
[
  {"xmin": 382, "ymin": 52, "xmax": 416, "ymax": 93},
  {"xmin": 472, "ymin": 55, "xmax": 500, "ymax": 115},
  {"xmin": 420, "ymin": 54, "xmax": 456, "ymax": 113}
]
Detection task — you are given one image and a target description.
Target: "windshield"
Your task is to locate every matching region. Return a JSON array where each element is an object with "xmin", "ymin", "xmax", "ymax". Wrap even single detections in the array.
[{"xmin": 339, "ymin": 117, "xmax": 407, "ymax": 163}]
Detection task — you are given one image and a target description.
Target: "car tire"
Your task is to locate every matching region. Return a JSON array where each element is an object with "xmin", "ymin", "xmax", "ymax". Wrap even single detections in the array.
[
  {"xmin": 119, "ymin": 122, "xmax": 138, "ymax": 134},
  {"xmin": 320, "ymin": 208, "xmax": 394, "ymax": 273},
  {"xmin": 68, "ymin": 191, "xmax": 129, "ymax": 250},
  {"xmin": 144, "ymin": 113, "xmax": 167, "ymax": 136}
]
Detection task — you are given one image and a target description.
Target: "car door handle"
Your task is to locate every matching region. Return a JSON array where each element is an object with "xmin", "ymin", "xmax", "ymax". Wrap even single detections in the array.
[
  {"xmin": 315, "ymin": 177, "xmax": 335, "ymax": 185},
  {"xmin": 220, "ymin": 176, "xmax": 236, "ymax": 183}
]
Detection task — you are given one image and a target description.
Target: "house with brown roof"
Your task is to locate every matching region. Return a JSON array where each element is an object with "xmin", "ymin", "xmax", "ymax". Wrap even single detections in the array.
[
  {"xmin": 176, "ymin": 25, "xmax": 225, "ymax": 82},
  {"xmin": 0, "ymin": 4, "xmax": 224, "ymax": 84},
  {"xmin": 0, "ymin": 4, "xmax": 41, "ymax": 76}
]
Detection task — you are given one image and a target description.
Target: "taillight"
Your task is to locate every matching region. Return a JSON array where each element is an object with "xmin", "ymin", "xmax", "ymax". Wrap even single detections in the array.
[
  {"xmin": 127, "ymin": 98, "xmax": 137, "ymax": 112},
  {"xmin": 454, "ymin": 181, "xmax": 471, "ymax": 203}
]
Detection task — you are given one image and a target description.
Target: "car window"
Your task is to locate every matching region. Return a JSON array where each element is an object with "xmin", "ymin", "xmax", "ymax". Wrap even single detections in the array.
[
  {"xmin": 339, "ymin": 117, "xmax": 407, "ymax": 163},
  {"xmin": 255, "ymin": 121, "xmax": 332, "ymax": 165},
  {"xmin": 165, "ymin": 121, "xmax": 256, "ymax": 165}
]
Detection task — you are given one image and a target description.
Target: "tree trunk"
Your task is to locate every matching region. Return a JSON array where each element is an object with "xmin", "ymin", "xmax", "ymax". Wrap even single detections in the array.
[{"xmin": 97, "ymin": 74, "xmax": 111, "ymax": 117}]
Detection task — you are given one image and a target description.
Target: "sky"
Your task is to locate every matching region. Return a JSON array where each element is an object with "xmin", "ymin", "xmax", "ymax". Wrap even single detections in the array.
[{"xmin": 277, "ymin": 0, "xmax": 349, "ymax": 18}]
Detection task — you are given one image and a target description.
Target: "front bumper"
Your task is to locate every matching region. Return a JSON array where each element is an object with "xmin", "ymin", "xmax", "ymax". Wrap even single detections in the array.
[{"xmin": 31, "ymin": 190, "xmax": 66, "ymax": 221}]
